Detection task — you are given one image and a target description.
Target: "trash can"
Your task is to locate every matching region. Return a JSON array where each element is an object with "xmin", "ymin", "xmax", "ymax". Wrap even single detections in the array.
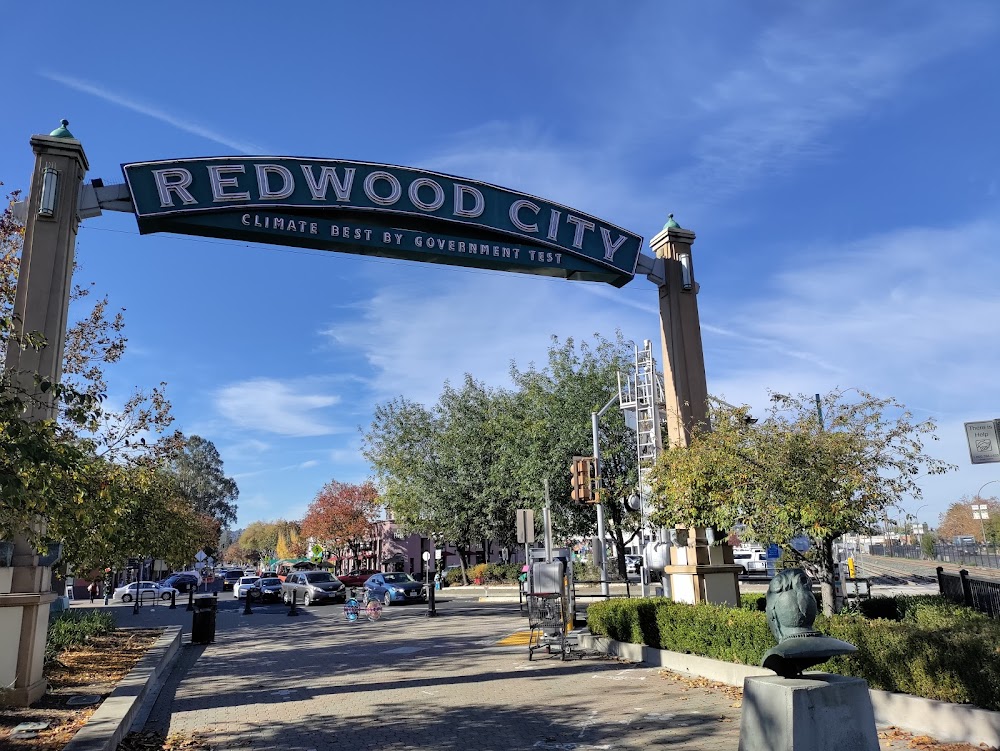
[{"xmin": 191, "ymin": 595, "xmax": 217, "ymax": 644}]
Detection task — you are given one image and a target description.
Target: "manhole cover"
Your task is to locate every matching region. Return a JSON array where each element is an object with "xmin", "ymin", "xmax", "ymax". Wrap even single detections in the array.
[{"xmin": 66, "ymin": 695, "xmax": 102, "ymax": 706}]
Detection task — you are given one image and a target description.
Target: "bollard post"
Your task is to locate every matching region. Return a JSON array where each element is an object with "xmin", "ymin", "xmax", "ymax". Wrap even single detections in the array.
[
  {"xmin": 169, "ymin": 590, "xmax": 176, "ymax": 610},
  {"xmin": 426, "ymin": 576, "xmax": 437, "ymax": 618},
  {"xmin": 243, "ymin": 589, "xmax": 253, "ymax": 615},
  {"xmin": 287, "ymin": 590, "xmax": 299, "ymax": 617},
  {"xmin": 960, "ymin": 569, "xmax": 973, "ymax": 608},
  {"xmin": 936, "ymin": 566, "xmax": 945, "ymax": 596},
  {"xmin": 186, "ymin": 589, "xmax": 195, "ymax": 612}
]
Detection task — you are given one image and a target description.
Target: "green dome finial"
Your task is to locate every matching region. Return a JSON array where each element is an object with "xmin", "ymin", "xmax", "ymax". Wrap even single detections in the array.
[
  {"xmin": 49, "ymin": 119, "xmax": 74, "ymax": 138},
  {"xmin": 664, "ymin": 213, "xmax": 681, "ymax": 230}
]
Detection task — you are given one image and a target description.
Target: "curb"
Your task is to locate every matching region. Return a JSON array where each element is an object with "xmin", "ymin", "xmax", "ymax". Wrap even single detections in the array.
[
  {"xmin": 62, "ymin": 625, "xmax": 183, "ymax": 751},
  {"xmin": 577, "ymin": 632, "xmax": 1000, "ymax": 748}
]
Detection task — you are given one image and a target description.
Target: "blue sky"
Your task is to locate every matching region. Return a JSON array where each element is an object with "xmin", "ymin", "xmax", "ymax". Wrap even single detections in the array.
[{"xmin": 4, "ymin": 2, "xmax": 1000, "ymax": 531}]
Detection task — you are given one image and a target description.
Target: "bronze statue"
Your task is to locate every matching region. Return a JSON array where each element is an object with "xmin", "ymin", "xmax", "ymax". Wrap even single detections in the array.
[{"xmin": 761, "ymin": 568, "xmax": 857, "ymax": 678}]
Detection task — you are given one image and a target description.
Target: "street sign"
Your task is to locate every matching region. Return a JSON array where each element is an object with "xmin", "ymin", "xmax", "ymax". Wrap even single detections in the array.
[
  {"xmin": 766, "ymin": 544, "xmax": 781, "ymax": 560},
  {"xmin": 973, "ymin": 504, "xmax": 990, "ymax": 520},
  {"xmin": 964, "ymin": 420, "xmax": 1000, "ymax": 464},
  {"xmin": 790, "ymin": 535, "xmax": 811, "ymax": 553},
  {"xmin": 516, "ymin": 508, "xmax": 536, "ymax": 544},
  {"xmin": 122, "ymin": 157, "xmax": 643, "ymax": 287},
  {"xmin": 195, "ymin": 550, "xmax": 207, "ymax": 562}
]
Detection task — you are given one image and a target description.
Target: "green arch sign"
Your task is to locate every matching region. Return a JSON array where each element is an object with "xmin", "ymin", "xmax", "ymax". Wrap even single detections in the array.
[{"xmin": 123, "ymin": 157, "xmax": 642, "ymax": 287}]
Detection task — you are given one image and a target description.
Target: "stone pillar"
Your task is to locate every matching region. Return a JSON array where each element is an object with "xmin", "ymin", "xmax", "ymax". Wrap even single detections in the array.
[
  {"xmin": 0, "ymin": 121, "xmax": 87, "ymax": 707},
  {"xmin": 649, "ymin": 216, "xmax": 709, "ymax": 448},
  {"xmin": 650, "ymin": 215, "xmax": 741, "ymax": 606}
]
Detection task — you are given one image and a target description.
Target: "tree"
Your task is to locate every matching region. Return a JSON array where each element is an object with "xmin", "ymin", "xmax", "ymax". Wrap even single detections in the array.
[
  {"xmin": 920, "ymin": 530, "xmax": 937, "ymax": 558},
  {"xmin": 239, "ymin": 521, "xmax": 280, "ymax": 562},
  {"xmin": 274, "ymin": 520, "xmax": 305, "ymax": 559},
  {"xmin": 648, "ymin": 389, "xmax": 954, "ymax": 615},
  {"xmin": 165, "ymin": 434, "xmax": 239, "ymax": 527},
  {"xmin": 938, "ymin": 497, "xmax": 1000, "ymax": 544},
  {"xmin": 510, "ymin": 333, "xmax": 639, "ymax": 576},
  {"xmin": 301, "ymin": 480, "xmax": 381, "ymax": 569}
]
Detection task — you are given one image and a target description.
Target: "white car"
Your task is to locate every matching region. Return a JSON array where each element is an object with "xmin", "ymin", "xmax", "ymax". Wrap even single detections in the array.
[
  {"xmin": 235, "ymin": 576, "xmax": 261, "ymax": 599},
  {"xmin": 113, "ymin": 581, "xmax": 179, "ymax": 603}
]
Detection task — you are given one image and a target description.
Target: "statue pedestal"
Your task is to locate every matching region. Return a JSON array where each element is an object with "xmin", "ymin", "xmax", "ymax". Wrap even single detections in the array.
[
  {"xmin": 738, "ymin": 674, "xmax": 879, "ymax": 751},
  {"xmin": 663, "ymin": 527, "xmax": 742, "ymax": 606}
]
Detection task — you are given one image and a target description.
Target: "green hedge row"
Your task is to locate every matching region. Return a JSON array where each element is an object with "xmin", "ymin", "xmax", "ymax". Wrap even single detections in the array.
[
  {"xmin": 587, "ymin": 594, "xmax": 1000, "ymax": 710},
  {"xmin": 46, "ymin": 609, "xmax": 116, "ymax": 662}
]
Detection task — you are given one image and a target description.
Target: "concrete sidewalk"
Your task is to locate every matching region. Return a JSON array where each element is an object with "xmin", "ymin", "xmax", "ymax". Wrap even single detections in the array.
[{"xmin": 115, "ymin": 597, "xmax": 925, "ymax": 751}]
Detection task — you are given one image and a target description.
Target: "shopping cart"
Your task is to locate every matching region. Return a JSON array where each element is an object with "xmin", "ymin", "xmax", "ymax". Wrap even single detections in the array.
[{"xmin": 526, "ymin": 592, "xmax": 567, "ymax": 660}]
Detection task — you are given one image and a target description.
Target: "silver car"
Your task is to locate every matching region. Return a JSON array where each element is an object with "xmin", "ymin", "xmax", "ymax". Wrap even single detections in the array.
[{"xmin": 282, "ymin": 571, "xmax": 346, "ymax": 606}]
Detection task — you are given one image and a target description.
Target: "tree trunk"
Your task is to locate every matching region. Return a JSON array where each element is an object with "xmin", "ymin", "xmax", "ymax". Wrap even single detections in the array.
[{"xmin": 456, "ymin": 545, "xmax": 469, "ymax": 586}]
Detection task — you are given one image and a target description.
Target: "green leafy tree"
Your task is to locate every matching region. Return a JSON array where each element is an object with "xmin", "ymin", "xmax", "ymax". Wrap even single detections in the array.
[
  {"xmin": 239, "ymin": 521, "xmax": 280, "ymax": 563},
  {"xmin": 920, "ymin": 530, "xmax": 937, "ymax": 558},
  {"xmin": 510, "ymin": 333, "xmax": 639, "ymax": 576},
  {"xmin": 165, "ymin": 434, "xmax": 239, "ymax": 527},
  {"xmin": 649, "ymin": 389, "xmax": 954, "ymax": 615}
]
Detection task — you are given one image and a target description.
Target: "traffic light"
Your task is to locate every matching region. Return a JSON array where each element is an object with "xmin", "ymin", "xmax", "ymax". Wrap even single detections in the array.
[{"xmin": 570, "ymin": 456, "xmax": 599, "ymax": 503}]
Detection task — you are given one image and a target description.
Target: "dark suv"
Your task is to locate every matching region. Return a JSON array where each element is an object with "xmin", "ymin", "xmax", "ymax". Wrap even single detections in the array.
[
  {"xmin": 282, "ymin": 571, "xmax": 346, "ymax": 606},
  {"xmin": 222, "ymin": 570, "xmax": 244, "ymax": 591}
]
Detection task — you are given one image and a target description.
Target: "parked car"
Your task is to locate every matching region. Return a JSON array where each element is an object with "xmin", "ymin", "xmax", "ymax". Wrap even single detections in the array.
[
  {"xmin": 282, "ymin": 571, "xmax": 346, "ymax": 606},
  {"xmin": 624, "ymin": 555, "xmax": 642, "ymax": 574},
  {"xmin": 337, "ymin": 569, "xmax": 378, "ymax": 588},
  {"xmin": 161, "ymin": 572, "xmax": 200, "ymax": 593},
  {"xmin": 113, "ymin": 581, "xmax": 179, "ymax": 603},
  {"xmin": 235, "ymin": 576, "xmax": 261, "ymax": 599},
  {"xmin": 733, "ymin": 547, "xmax": 768, "ymax": 576},
  {"xmin": 250, "ymin": 577, "xmax": 283, "ymax": 602},
  {"xmin": 222, "ymin": 570, "xmax": 245, "ymax": 591},
  {"xmin": 363, "ymin": 572, "xmax": 426, "ymax": 606}
]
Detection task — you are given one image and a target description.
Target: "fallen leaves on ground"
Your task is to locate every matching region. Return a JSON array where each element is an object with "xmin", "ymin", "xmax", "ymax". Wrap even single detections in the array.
[
  {"xmin": 879, "ymin": 725, "xmax": 998, "ymax": 750},
  {"xmin": 0, "ymin": 628, "xmax": 161, "ymax": 751},
  {"xmin": 117, "ymin": 730, "xmax": 215, "ymax": 751},
  {"xmin": 658, "ymin": 669, "xmax": 744, "ymax": 706}
]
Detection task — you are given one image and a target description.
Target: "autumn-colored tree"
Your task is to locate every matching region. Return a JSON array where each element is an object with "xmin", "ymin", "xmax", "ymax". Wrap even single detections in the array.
[
  {"xmin": 274, "ymin": 520, "xmax": 305, "ymax": 559},
  {"xmin": 938, "ymin": 496, "xmax": 1000, "ymax": 544},
  {"xmin": 301, "ymin": 480, "xmax": 381, "ymax": 568}
]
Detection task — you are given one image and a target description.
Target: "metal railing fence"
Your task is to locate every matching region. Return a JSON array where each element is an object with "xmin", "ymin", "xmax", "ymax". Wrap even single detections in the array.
[{"xmin": 937, "ymin": 566, "xmax": 1000, "ymax": 617}]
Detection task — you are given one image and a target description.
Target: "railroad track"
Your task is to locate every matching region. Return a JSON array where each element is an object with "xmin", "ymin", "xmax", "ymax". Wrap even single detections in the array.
[{"xmin": 856, "ymin": 555, "xmax": 1000, "ymax": 585}]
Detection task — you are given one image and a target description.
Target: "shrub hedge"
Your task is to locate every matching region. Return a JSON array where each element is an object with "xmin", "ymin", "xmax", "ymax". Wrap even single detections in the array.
[
  {"xmin": 46, "ymin": 609, "xmax": 116, "ymax": 662},
  {"xmin": 586, "ymin": 594, "xmax": 1000, "ymax": 710}
]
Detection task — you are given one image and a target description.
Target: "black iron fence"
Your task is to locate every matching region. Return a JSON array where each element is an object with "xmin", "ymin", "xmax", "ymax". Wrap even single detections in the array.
[
  {"xmin": 870, "ymin": 542, "xmax": 1000, "ymax": 570},
  {"xmin": 937, "ymin": 566, "xmax": 1000, "ymax": 617}
]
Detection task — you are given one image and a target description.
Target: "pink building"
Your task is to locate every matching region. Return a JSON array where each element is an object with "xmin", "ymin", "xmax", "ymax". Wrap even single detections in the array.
[{"xmin": 333, "ymin": 520, "xmax": 511, "ymax": 577}]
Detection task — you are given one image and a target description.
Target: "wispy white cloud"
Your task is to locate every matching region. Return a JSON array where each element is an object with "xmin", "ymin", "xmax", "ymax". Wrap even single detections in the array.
[
  {"xmin": 40, "ymin": 71, "xmax": 267, "ymax": 154},
  {"xmin": 215, "ymin": 378, "xmax": 342, "ymax": 437}
]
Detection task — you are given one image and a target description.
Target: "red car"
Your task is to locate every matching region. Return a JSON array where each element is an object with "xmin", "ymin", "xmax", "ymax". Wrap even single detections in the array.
[{"xmin": 338, "ymin": 570, "xmax": 378, "ymax": 588}]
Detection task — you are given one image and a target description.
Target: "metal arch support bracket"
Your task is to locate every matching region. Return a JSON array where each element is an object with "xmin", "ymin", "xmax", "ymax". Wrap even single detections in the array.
[
  {"xmin": 635, "ymin": 253, "xmax": 666, "ymax": 287},
  {"xmin": 79, "ymin": 181, "xmax": 134, "ymax": 218}
]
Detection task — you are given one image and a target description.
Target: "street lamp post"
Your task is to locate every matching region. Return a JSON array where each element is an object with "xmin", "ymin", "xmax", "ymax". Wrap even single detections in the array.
[{"xmin": 974, "ymin": 480, "xmax": 999, "ymax": 545}]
